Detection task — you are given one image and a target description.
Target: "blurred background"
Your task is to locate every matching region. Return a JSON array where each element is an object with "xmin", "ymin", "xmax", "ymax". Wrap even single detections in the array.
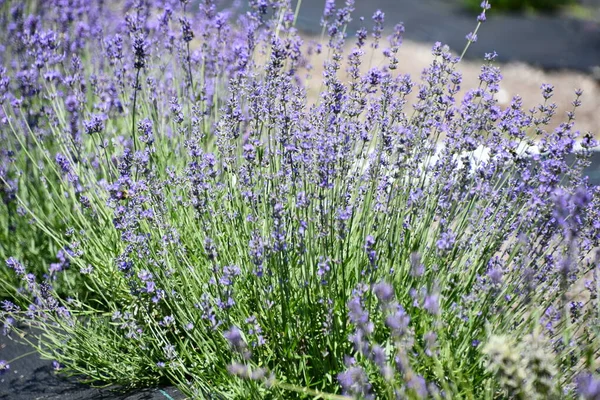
[
  {"xmin": 217, "ymin": 0, "xmax": 600, "ymax": 180},
  {"xmin": 293, "ymin": 0, "xmax": 600, "ymax": 134},
  {"xmin": 212, "ymin": 0, "xmax": 600, "ymax": 132},
  {"xmin": 295, "ymin": 0, "xmax": 600, "ymax": 70}
]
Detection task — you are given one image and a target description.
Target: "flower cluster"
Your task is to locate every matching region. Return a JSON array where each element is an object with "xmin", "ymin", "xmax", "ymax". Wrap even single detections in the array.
[{"xmin": 0, "ymin": 0, "xmax": 598, "ymax": 399}]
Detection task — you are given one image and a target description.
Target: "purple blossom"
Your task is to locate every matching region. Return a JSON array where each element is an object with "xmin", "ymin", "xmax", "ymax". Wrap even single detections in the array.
[
  {"xmin": 423, "ymin": 292, "xmax": 440, "ymax": 316},
  {"xmin": 424, "ymin": 331, "xmax": 438, "ymax": 357},
  {"xmin": 322, "ymin": 0, "xmax": 335, "ymax": 21},
  {"xmin": 0, "ymin": 1, "xmax": 597, "ymax": 398},
  {"xmin": 161, "ymin": 315, "xmax": 175, "ymax": 327},
  {"xmin": 6, "ymin": 257, "xmax": 25, "ymax": 276},
  {"xmin": 385, "ymin": 306, "xmax": 410, "ymax": 337},
  {"xmin": 179, "ymin": 17, "xmax": 193, "ymax": 42},
  {"xmin": 436, "ymin": 230, "xmax": 456, "ymax": 252},
  {"xmin": 245, "ymin": 315, "xmax": 265, "ymax": 347},
  {"xmin": 347, "ymin": 288, "xmax": 374, "ymax": 355},
  {"xmin": 55, "ymin": 153, "xmax": 71, "ymax": 173},
  {"xmin": 224, "ymin": 326, "xmax": 246, "ymax": 351},
  {"xmin": 465, "ymin": 32, "xmax": 477, "ymax": 43},
  {"xmin": 138, "ymin": 118, "xmax": 153, "ymax": 144},
  {"xmin": 163, "ymin": 344, "xmax": 177, "ymax": 360},
  {"xmin": 486, "ymin": 257, "xmax": 504, "ymax": 285},
  {"xmin": 65, "ymin": 95, "xmax": 78, "ymax": 113},
  {"xmin": 338, "ymin": 366, "xmax": 373, "ymax": 399},
  {"xmin": 132, "ymin": 34, "xmax": 148, "ymax": 70},
  {"xmin": 204, "ymin": 237, "xmax": 218, "ymax": 261},
  {"xmin": 577, "ymin": 373, "xmax": 600, "ymax": 400},
  {"xmin": 83, "ymin": 114, "xmax": 105, "ymax": 135},
  {"xmin": 0, "ymin": 360, "xmax": 9, "ymax": 375},
  {"xmin": 2, "ymin": 316, "xmax": 14, "ymax": 336},
  {"xmin": 371, "ymin": 10, "xmax": 385, "ymax": 49},
  {"xmin": 49, "ymin": 247, "xmax": 74, "ymax": 274},
  {"xmin": 407, "ymin": 375, "xmax": 428, "ymax": 398},
  {"xmin": 373, "ymin": 282, "xmax": 394, "ymax": 304},
  {"xmin": 248, "ymin": 233, "xmax": 265, "ymax": 276},
  {"xmin": 364, "ymin": 235, "xmax": 377, "ymax": 268},
  {"xmin": 317, "ymin": 257, "xmax": 331, "ymax": 284},
  {"xmin": 219, "ymin": 265, "xmax": 241, "ymax": 287}
]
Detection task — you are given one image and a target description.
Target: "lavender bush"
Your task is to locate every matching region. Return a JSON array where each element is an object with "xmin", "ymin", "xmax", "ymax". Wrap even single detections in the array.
[{"xmin": 1, "ymin": 0, "xmax": 600, "ymax": 398}]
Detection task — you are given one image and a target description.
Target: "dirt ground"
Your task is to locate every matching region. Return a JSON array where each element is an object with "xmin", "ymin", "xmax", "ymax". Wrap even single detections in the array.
[{"xmin": 300, "ymin": 38, "xmax": 600, "ymax": 138}]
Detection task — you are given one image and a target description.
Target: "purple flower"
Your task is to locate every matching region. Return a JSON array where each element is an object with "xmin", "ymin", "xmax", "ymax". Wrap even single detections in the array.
[
  {"xmin": 371, "ymin": 345, "xmax": 386, "ymax": 368},
  {"xmin": 424, "ymin": 331, "xmax": 438, "ymax": 357},
  {"xmin": 163, "ymin": 344, "xmax": 177, "ymax": 360},
  {"xmin": 179, "ymin": 17, "xmax": 194, "ymax": 42},
  {"xmin": 322, "ymin": 0, "xmax": 335, "ymax": 20},
  {"xmin": 65, "ymin": 95, "xmax": 78, "ymax": 113},
  {"xmin": 338, "ymin": 366, "xmax": 373, "ymax": 399},
  {"xmin": 347, "ymin": 289, "xmax": 375, "ymax": 355},
  {"xmin": 248, "ymin": 233, "xmax": 265, "ymax": 276},
  {"xmin": 137, "ymin": 269, "xmax": 152, "ymax": 282},
  {"xmin": 436, "ymin": 230, "xmax": 456, "ymax": 252},
  {"xmin": 371, "ymin": 10, "xmax": 385, "ymax": 49},
  {"xmin": 224, "ymin": 326, "xmax": 246, "ymax": 351},
  {"xmin": 49, "ymin": 247, "xmax": 74, "ymax": 274},
  {"xmin": 0, "ymin": 360, "xmax": 9, "ymax": 375},
  {"xmin": 364, "ymin": 235, "xmax": 377, "ymax": 268},
  {"xmin": 2, "ymin": 316, "xmax": 14, "ymax": 336},
  {"xmin": 219, "ymin": 265, "xmax": 241, "ymax": 286},
  {"xmin": 423, "ymin": 292, "xmax": 440, "ymax": 316},
  {"xmin": 55, "ymin": 153, "xmax": 71, "ymax": 174},
  {"xmin": 577, "ymin": 373, "xmax": 600, "ymax": 400},
  {"xmin": 407, "ymin": 375, "xmax": 428, "ymax": 398},
  {"xmin": 6, "ymin": 257, "xmax": 25, "ymax": 276},
  {"xmin": 541, "ymin": 83, "xmax": 554, "ymax": 100},
  {"xmin": 204, "ymin": 237, "xmax": 218, "ymax": 261},
  {"xmin": 373, "ymin": 282, "xmax": 394, "ymax": 304},
  {"xmin": 132, "ymin": 34, "xmax": 148, "ymax": 70},
  {"xmin": 83, "ymin": 114, "xmax": 105, "ymax": 135},
  {"xmin": 486, "ymin": 257, "xmax": 504, "ymax": 285},
  {"xmin": 1, "ymin": 300, "xmax": 19, "ymax": 313},
  {"xmin": 161, "ymin": 315, "xmax": 175, "ymax": 327},
  {"xmin": 245, "ymin": 315, "xmax": 265, "ymax": 347},
  {"xmin": 317, "ymin": 257, "xmax": 331, "ymax": 284},
  {"xmin": 385, "ymin": 306, "xmax": 410, "ymax": 337},
  {"xmin": 138, "ymin": 118, "xmax": 153, "ymax": 144}
]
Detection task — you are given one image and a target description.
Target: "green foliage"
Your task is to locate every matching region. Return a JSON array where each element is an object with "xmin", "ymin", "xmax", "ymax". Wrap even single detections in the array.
[{"xmin": 0, "ymin": 1, "xmax": 599, "ymax": 399}]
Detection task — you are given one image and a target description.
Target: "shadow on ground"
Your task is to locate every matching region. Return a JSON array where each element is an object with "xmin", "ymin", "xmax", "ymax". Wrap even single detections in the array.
[{"xmin": 0, "ymin": 336, "xmax": 184, "ymax": 400}]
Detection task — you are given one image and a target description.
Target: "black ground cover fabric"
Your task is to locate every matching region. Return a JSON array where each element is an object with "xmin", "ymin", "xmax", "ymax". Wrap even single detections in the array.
[{"xmin": 0, "ymin": 336, "xmax": 185, "ymax": 400}]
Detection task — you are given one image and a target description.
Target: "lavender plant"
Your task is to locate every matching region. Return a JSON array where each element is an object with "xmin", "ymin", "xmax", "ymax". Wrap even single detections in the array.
[{"xmin": 1, "ymin": 0, "xmax": 599, "ymax": 398}]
